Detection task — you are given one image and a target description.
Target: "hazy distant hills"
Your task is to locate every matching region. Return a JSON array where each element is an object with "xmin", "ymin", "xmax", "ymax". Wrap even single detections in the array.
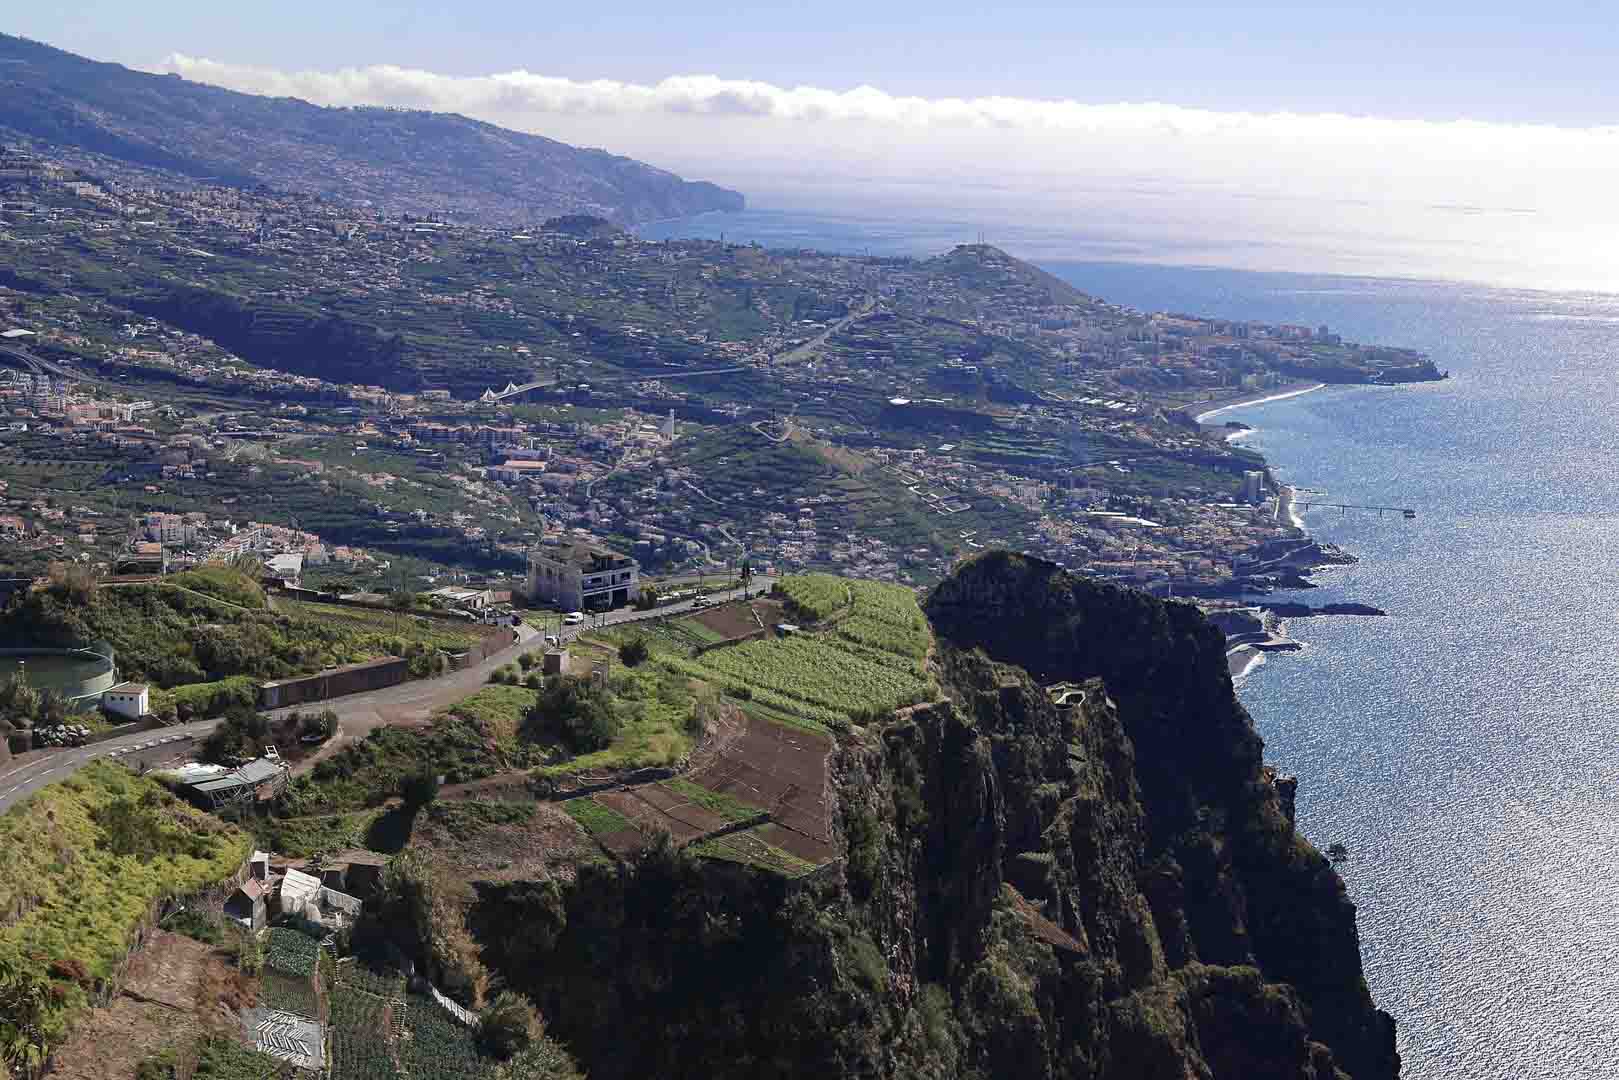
[{"xmin": 0, "ymin": 34, "xmax": 744, "ymax": 225}]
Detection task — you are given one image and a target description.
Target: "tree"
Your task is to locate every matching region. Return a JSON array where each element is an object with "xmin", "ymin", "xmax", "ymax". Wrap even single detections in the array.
[
  {"xmin": 618, "ymin": 636, "xmax": 650, "ymax": 668},
  {"xmin": 523, "ymin": 677, "xmax": 620, "ymax": 754},
  {"xmin": 0, "ymin": 957, "xmax": 51, "ymax": 1078},
  {"xmin": 477, "ymin": 991, "xmax": 539, "ymax": 1058},
  {"xmin": 400, "ymin": 769, "xmax": 439, "ymax": 811}
]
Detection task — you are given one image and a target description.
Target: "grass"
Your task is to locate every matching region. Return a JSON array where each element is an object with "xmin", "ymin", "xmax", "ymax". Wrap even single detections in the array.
[
  {"xmin": 0, "ymin": 761, "xmax": 251, "ymax": 1042},
  {"xmin": 664, "ymin": 777, "xmax": 764, "ymax": 823},
  {"xmin": 151, "ymin": 674, "xmax": 260, "ymax": 718},
  {"xmin": 279, "ymin": 599, "xmax": 487, "ymax": 652},
  {"xmin": 562, "ymin": 798, "xmax": 633, "ymax": 837},
  {"xmin": 277, "ymin": 718, "xmax": 502, "ymax": 817},
  {"xmin": 253, "ymin": 809, "xmax": 384, "ymax": 857},
  {"xmin": 438, "ymin": 684, "xmax": 538, "ymax": 744},
  {"xmin": 422, "ymin": 800, "xmax": 536, "ymax": 839},
  {"xmin": 691, "ymin": 826, "xmax": 816, "ymax": 877},
  {"xmin": 531, "ymin": 656, "xmax": 697, "ymax": 777},
  {"xmin": 166, "ymin": 567, "xmax": 267, "ymax": 609}
]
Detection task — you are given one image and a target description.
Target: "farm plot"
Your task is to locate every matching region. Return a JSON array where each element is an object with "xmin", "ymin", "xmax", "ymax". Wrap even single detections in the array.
[
  {"xmin": 665, "ymin": 632, "xmax": 929, "ymax": 725},
  {"xmin": 266, "ymin": 927, "xmax": 321, "ymax": 978},
  {"xmin": 778, "ymin": 573, "xmax": 850, "ymax": 621},
  {"xmin": 396, "ymin": 992, "xmax": 494, "ymax": 1080},
  {"xmin": 684, "ymin": 713, "xmax": 835, "ymax": 865},
  {"xmin": 689, "ymin": 600, "xmax": 765, "ymax": 640},
  {"xmin": 593, "ymin": 785, "xmax": 730, "ymax": 843},
  {"xmin": 692, "ymin": 826, "xmax": 817, "ymax": 877},
  {"xmin": 261, "ymin": 970, "xmax": 320, "ymax": 1020},
  {"xmin": 329, "ymin": 986, "xmax": 398, "ymax": 1080}
]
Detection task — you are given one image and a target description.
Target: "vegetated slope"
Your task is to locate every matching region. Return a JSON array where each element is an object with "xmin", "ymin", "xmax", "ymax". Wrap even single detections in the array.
[
  {"xmin": 446, "ymin": 552, "xmax": 1395, "ymax": 1080},
  {"xmin": 0, "ymin": 760, "xmax": 251, "ymax": 1043},
  {"xmin": 0, "ymin": 33, "xmax": 744, "ymax": 225}
]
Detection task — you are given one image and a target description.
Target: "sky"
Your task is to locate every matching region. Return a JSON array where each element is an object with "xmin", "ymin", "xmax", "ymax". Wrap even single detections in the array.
[{"xmin": 14, "ymin": 2, "xmax": 1619, "ymax": 288}]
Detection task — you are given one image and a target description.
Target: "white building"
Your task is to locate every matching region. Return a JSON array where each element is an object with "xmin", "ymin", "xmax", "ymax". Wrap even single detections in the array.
[
  {"xmin": 102, "ymin": 682, "xmax": 150, "ymax": 719},
  {"xmin": 1242, "ymin": 471, "xmax": 1265, "ymax": 505},
  {"xmin": 528, "ymin": 543, "xmax": 639, "ymax": 611},
  {"xmin": 266, "ymin": 553, "xmax": 304, "ymax": 584},
  {"xmin": 427, "ymin": 586, "xmax": 494, "ymax": 610}
]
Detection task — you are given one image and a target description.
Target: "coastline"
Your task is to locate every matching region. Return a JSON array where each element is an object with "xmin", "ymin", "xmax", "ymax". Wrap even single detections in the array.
[{"xmin": 1190, "ymin": 381, "xmax": 1326, "ymax": 424}]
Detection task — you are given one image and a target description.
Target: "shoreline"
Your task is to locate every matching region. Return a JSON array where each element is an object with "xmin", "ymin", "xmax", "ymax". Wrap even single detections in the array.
[{"xmin": 1190, "ymin": 381, "xmax": 1326, "ymax": 423}]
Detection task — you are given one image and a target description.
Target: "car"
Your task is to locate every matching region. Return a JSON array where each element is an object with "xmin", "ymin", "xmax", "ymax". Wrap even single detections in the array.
[
  {"xmin": 545, "ymin": 634, "xmax": 560, "ymax": 647},
  {"xmin": 691, "ymin": 595, "xmax": 712, "ymax": 608},
  {"xmin": 563, "ymin": 611, "xmax": 585, "ymax": 625}
]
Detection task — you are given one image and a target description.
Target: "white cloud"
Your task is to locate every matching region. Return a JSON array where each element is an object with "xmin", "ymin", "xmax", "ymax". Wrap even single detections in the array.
[{"xmin": 154, "ymin": 54, "xmax": 1619, "ymax": 289}]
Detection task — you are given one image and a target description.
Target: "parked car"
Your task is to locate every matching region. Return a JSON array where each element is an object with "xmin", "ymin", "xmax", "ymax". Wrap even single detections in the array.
[
  {"xmin": 545, "ymin": 634, "xmax": 560, "ymax": 647},
  {"xmin": 563, "ymin": 611, "xmax": 585, "ymax": 625}
]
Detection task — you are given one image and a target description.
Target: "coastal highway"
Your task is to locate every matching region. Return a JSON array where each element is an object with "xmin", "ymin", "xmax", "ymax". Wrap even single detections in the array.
[{"xmin": 0, "ymin": 584, "xmax": 767, "ymax": 814}]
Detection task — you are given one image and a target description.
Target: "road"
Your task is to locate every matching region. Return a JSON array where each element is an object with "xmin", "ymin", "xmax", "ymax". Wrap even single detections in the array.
[
  {"xmin": 0, "ymin": 622, "xmax": 539, "ymax": 815},
  {"xmin": 0, "ymin": 584, "xmax": 786, "ymax": 813}
]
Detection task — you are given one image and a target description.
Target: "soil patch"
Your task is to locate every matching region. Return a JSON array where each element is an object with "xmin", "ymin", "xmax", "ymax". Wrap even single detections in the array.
[
  {"xmin": 685, "ymin": 712, "xmax": 834, "ymax": 861},
  {"xmin": 50, "ymin": 931, "xmax": 246, "ymax": 1080},
  {"xmin": 692, "ymin": 599, "xmax": 767, "ymax": 640},
  {"xmin": 409, "ymin": 801, "xmax": 594, "ymax": 883}
]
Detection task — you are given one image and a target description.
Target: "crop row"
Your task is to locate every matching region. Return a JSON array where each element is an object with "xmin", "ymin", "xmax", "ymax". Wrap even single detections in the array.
[
  {"xmin": 329, "ymin": 986, "xmax": 399, "ymax": 1080},
  {"xmin": 265, "ymin": 927, "xmax": 320, "ymax": 978},
  {"xmin": 260, "ymin": 970, "xmax": 320, "ymax": 1020},
  {"xmin": 847, "ymin": 579, "xmax": 927, "ymax": 630},
  {"xmin": 678, "ymin": 633, "xmax": 929, "ymax": 720},
  {"xmin": 338, "ymin": 960, "xmax": 406, "ymax": 999},
  {"xmin": 778, "ymin": 574, "xmax": 850, "ymax": 621},
  {"xmin": 834, "ymin": 613, "xmax": 929, "ymax": 661},
  {"xmin": 396, "ymin": 993, "xmax": 495, "ymax": 1079}
]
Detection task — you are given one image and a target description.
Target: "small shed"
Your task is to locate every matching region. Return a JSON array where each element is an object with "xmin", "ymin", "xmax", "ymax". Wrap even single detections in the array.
[
  {"xmin": 542, "ymin": 648, "xmax": 570, "ymax": 676},
  {"xmin": 225, "ymin": 878, "xmax": 268, "ymax": 932},
  {"xmin": 102, "ymin": 682, "xmax": 150, "ymax": 719},
  {"xmin": 278, "ymin": 868, "xmax": 323, "ymax": 918}
]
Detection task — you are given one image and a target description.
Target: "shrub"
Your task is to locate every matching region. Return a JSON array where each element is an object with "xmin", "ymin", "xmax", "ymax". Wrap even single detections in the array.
[
  {"xmin": 477, "ymin": 990, "xmax": 539, "ymax": 1058},
  {"xmin": 523, "ymin": 677, "xmax": 621, "ymax": 754},
  {"xmin": 401, "ymin": 769, "xmax": 440, "ymax": 811},
  {"xmin": 618, "ymin": 637, "xmax": 650, "ymax": 668},
  {"xmin": 517, "ymin": 652, "xmax": 538, "ymax": 672}
]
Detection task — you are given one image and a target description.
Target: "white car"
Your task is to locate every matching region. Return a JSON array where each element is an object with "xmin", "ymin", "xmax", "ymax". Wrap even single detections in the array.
[{"xmin": 563, "ymin": 612, "xmax": 585, "ymax": 626}]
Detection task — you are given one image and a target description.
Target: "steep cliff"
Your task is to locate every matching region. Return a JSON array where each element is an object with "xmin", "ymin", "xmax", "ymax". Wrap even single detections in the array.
[{"xmin": 463, "ymin": 552, "xmax": 1396, "ymax": 1080}]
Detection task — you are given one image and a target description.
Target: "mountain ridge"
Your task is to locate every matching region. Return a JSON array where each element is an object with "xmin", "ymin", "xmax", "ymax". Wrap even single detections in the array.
[{"xmin": 0, "ymin": 33, "xmax": 744, "ymax": 225}]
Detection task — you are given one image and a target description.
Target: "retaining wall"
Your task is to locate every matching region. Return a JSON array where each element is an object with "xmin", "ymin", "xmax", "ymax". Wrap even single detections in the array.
[{"xmin": 257, "ymin": 656, "xmax": 410, "ymax": 710}]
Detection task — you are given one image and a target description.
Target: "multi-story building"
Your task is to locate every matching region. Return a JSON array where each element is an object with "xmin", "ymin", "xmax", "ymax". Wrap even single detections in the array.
[{"xmin": 527, "ymin": 543, "xmax": 639, "ymax": 611}]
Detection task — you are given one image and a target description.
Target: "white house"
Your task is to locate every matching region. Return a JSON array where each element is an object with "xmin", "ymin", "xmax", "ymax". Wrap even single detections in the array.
[{"xmin": 102, "ymin": 682, "xmax": 150, "ymax": 719}]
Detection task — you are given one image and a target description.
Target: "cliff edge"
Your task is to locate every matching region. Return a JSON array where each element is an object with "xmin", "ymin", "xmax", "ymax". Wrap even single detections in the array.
[{"xmin": 455, "ymin": 552, "xmax": 1396, "ymax": 1079}]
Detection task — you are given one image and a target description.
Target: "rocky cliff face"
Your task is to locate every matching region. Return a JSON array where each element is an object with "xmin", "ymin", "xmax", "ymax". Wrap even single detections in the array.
[{"xmin": 469, "ymin": 551, "xmax": 1396, "ymax": 1080}]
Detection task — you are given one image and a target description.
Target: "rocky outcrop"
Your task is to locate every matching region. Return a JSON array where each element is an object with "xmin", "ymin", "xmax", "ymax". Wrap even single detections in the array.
[{"xmin": 463, "ymin": 551, "xmax": 1396, "ymax": 1080}]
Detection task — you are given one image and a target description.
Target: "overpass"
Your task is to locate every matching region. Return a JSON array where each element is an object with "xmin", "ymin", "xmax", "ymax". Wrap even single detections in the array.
[
  {"xmin": 0, "ymin": 342, "xmax": 89, "ymax": 383},
  {"xmin": 479, "ymin": 365, "xmax": 750, "ymax": 403}
]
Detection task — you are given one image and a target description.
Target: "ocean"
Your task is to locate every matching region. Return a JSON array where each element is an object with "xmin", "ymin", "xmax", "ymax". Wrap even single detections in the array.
[{"xmin": 645, "ymin": 210, "xmax": 1619, "ymax": 1078}]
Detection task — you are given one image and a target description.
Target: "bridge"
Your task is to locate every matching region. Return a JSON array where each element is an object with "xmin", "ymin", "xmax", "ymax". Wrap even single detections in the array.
[
  {"xmin": 479, "ymin": 365, "xmax": 749, "ymax": 402},
  {"xmin": 0, "ymin": 342, "xmax": 89, "ymax": 383}
]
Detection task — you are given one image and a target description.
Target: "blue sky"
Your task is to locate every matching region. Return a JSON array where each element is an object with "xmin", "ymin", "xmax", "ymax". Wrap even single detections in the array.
[{"xmin": 18, "ymin": 0, "xmax": 1619, "ymax": 124}]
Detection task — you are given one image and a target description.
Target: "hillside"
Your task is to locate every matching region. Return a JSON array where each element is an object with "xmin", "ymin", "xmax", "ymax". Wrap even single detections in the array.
[
  {"xmin": 0, "ymin": 33, "xmax": 743, "ymax": 225},
  {"xmin": 411, "ymin": 559, "xmax": 1395, "ymax": 1079}
]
